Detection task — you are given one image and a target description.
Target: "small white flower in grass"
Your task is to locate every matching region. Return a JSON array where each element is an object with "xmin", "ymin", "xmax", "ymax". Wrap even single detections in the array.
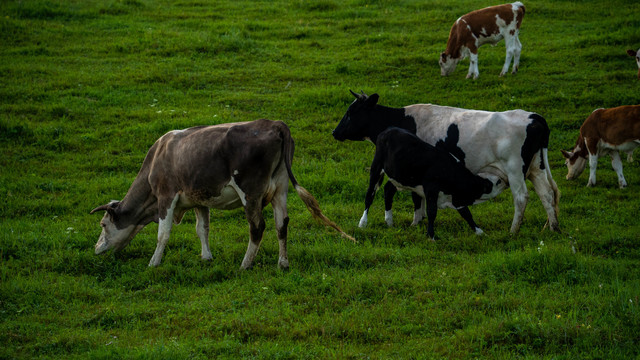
[
  {"xmin": 262, "ymin": 287, "xmax": 268, "ymax": 290},
  {"xmin": 322, "ymin": 273, "xmax": 327, "ymax": 281},
  {"xmin": 630, "ymin": 299, "xmax": 633, "ymax": 304}
]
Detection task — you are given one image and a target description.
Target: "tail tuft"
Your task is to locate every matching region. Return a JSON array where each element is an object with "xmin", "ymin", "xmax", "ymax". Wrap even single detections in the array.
[{"xmin": 295, "ymin": 185, "xmax": 357, "ymax": 243}]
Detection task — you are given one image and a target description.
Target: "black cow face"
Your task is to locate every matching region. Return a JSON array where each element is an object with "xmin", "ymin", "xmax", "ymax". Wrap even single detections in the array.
[{"xmin": 332, "ymin": 91, "xmax": 379, "ymax": 142}]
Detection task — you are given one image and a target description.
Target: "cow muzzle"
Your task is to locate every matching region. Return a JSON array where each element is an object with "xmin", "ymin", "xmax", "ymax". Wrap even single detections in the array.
[{"xmin": 94, "ymin": 236, "xmax": 111, "ymax": 255}]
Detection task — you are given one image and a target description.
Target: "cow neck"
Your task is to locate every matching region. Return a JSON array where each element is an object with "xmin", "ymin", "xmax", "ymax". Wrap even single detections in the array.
[
  {"xmin": 370, "ymin": 105, "xmax": 415, "ymax": 143},
  {"xmin": 117, "ymin": 171, "xmax": 158, "ymax": 228}
]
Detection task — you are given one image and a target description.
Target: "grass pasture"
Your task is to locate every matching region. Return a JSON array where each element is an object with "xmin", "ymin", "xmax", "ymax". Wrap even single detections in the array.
[{"xmin": 1, "ymin": 0, "xmax": 640, "ymax": 358}]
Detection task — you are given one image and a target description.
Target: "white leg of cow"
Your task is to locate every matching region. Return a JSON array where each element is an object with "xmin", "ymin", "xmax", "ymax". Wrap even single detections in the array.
[
  {"xmin": 272, "ymin": 190, "xmax": 289, "ymax": 270},
  {"xmin": 358, "ymin": 210, "xmax": 369, "ymax": 228},
  {"xmin": 500, "ymin": 37, "xmax": 515, "ymax": 77},
  {"xmin": 467, "ymin": 53, "xmax": 479, "ymax": 79},
  {"xmin": 240, "ymin": 199, "xmax": 265, "ymax": 270},
  {"xmin": 512, "ymin": 35, "xmax": 522, "ymax": 74},
  {"xmin": 587, "ymin": 154, "xmax": 599, "ymax": 187},
  {"xmin": 195, "ymin": 206, "xmax": 212, "ymax": 261},
  {"xmin": 530, "ymin": 170, "xmax": 559, "ymax": 231},
  {"xmin": 384, "ymin": 210, "xmax": 393, "ymax": 227},
  {"xmin": 610, "ymin": 152, "xmax": 627, "ymax": 188},
  {"xmin": 508, "ymin": 176, "xmax": 529, "ymax": 233},
  {"xmin": 149, "ymin": 194, "xmax": 180, "ymax": 267}
]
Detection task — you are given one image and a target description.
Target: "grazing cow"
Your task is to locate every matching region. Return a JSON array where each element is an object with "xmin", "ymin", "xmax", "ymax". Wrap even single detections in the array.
[
  {"xmin": 439, "ymin": 2, "xmax": 525, "ymax": 79},
  {"xmin": 561, "ymin": 105, "xmax": 640, "ymax": 188},
  {"xmin": 627, "ymin": 48, "xmax": 640, "ymax": 79},
  {"xmin": 333, "ymin": 91, "xmax": 560, "ymax": 233},
  {"xmin": 91, "ymin": 119, "xmax": 354, "ymax": 270},
  {"xmin": 361, "ymin": 127, "xmax": 505, "ymax": 239}
]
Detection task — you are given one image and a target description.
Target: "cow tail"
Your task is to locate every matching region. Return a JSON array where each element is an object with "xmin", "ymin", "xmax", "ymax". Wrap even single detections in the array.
[
  {"xmin": 541, "ymin": 147, "xmax": 560, "ymax": 231},
  {"xmin": 281, "ymin": 124, "xmax": 357, "ymax": 243}
]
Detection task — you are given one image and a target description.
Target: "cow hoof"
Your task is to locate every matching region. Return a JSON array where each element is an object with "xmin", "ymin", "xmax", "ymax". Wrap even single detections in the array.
[
  {"xmin": 475, "ymin": 228, "xmax": 484, "ymax": 235},
  {"xmin": 201, "ymin": 254, "xmax": 213, "ymax": 261}
]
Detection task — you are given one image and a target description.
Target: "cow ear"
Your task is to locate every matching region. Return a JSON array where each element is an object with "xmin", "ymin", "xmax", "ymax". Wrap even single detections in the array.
[
  {"xmin": 560, "ymin": 150, "xmax": 572, "ymax": 159},
  {"xmin": 365, "ymin": 93, "xmax": 379, "ymax": 107},
  {"xmin": 628, "ymin": 49, "xmax": 637, "ymax": 56}
]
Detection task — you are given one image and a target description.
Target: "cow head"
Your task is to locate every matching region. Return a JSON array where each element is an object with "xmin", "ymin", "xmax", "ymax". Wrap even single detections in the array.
[
  {"xmin": 91, "ymin": 201, "xmax": 143, "ymax": 254},
  {"xmin": 561, "ymin": 148, "xmax": 588, "ymax": 180},
  {"xmin": 332, "ymin": 90, "xmax": 381, "ymax": 142},
  {"xmin": 439, "ymin": 53, "xmax": 459, "ymax": 76},
  {"xmin": 627, "ymin": 48, "xmax": 640, "ymax": 79}
]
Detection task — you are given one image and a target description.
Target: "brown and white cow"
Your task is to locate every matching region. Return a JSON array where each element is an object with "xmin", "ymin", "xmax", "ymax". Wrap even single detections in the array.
[
  {"xmin": 561, "ymin": 105, "xmax": 640, "ymax": 188},
  {"xmin": 91, "ymin": 119, "xmax": 354, "ymax": 270},
  {"xmin": 439, "ymin": 2, "xmax": 525, "ymax": 79},
  {"xmin": 627, "ymin": 48, "xmax": 640, "ymax": 79}
]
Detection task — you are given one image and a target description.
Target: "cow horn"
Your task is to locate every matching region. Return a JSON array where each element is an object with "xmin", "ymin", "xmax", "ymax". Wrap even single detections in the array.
[
  {"xmin": 349, "ymin": 89, "xmax": 360, "ymax": 99},
  {"xmin": 90, "ymin": 204, "xmax": 110, "ymax": 214}
]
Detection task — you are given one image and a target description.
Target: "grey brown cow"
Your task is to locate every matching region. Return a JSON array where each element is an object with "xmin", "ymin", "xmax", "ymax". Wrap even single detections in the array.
[{"xmin": 91, "ymin": 119, "xmax": 354, "ymax": 269}]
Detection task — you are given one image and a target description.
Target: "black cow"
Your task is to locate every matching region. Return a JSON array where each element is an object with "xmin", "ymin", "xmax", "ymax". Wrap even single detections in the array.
[{"xmin": 362, "ymin": 127, "xmax": 502, "ymax": 239}]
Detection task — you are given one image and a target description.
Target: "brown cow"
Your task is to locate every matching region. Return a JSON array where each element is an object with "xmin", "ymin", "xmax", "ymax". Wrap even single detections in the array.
[
  {"xmin": 561, "ymin": 105, "xmax": 640, "ymax": 188},
  {"xmin": 439, "ymin": 2, "xmax": 525, "ymax": 79},
  {"xmin": 91, "ymin": 119, "xmax": 354, "ymax": 269},
  {"xmin": 627, "ymin": 48, "xmax": 639, "ymax": 79}
]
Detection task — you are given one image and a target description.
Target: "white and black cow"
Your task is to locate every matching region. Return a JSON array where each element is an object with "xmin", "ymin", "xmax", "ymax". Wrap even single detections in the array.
[
  {"xmin": 333, "ymin": 91, "xmax": 560, "ymax": 233},
  {"xmin": 91, "ymin": 119, "xmax": 354, "ymax": 270},
  {"xmin": 439, "ymin": 2, "xmax": 525, "ymax": 79},
  {"xmin": 362, "ymin": 127, "xmax": 505, "ymax": 239},
  {"xmin": 627, "ymin": 48, "xmax": 640, "ymax": 80},
  {"xmin": 561, "ymin": 105, "xmax": 640, "ymax": 188}
]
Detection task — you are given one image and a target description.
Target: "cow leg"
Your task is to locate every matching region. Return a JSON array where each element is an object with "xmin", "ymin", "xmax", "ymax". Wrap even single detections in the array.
[
  {"xmin": 456, "ymin": 206, "xmax": 483, "ymax": 235},
  {"xmin": 149, "ymin": 194, "xmax": 180, "ymax": 267},
  {"xmin": 467, "ymin": 52, "xmax": 479, "ymax": 79},
  {"xmin": 272, "ymin": 189, "xmax": 290, "ymax": 270},
  {"xmin": 610, "ymin": 152, "xmax": 627, "ymax": 188},
  {"xmin": 410, "ymin": 192, "xmax": 425, "ymax": 226},
  {"xmin": 508, "ymin": 175, "xmax": 529, "ymax": 234},
  {"xmin": 587, "ymin": 154, "xmax": 599, "ymax": 187},
  {"xmin": 529, "ymin": 169, "xmax": 560, "ymax": 231},
  {"xmin": 383, "ymin": 181, "xmax": 397, "ymax": 227},
  {"xmin": 240, "ymin": 199, "xmax": 266, "ymax": 270},
  {"xmin": 195, "ymin": 206, "xmax": 212, "ymax": 261},
  {"xmin": 425, "ymin": 190, "xmax": 438, "ymax": 240},
  {"xmin": 512, "ymin": 35, "xmax": 522, "ymax": 74},
  {"xmin": 360, "ymin": 163, "xmax": 384, "ymax": 228},
  {"xmin": 500, "ymin": 37, "xmax": 514, "ymax": 77}
]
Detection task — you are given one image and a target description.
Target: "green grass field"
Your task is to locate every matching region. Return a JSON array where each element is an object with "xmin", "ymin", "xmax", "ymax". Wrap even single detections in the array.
[{"xmin": 1, "ymin": 0, "xmax": 639, "ymax": 358}]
